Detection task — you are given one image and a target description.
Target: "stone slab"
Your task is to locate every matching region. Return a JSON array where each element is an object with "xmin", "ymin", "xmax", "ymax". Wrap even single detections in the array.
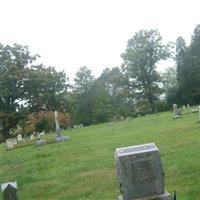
[
  {"xmin": 36, "ymin": 139, "xmax": 47, "ymax": 146},
  {"xmin": 118, "ymin": 191, "xmax": 172, "ymax": 200},
  {"xmin": 55, "ymin": 136, "xmax": 70, "ymax": 143}
]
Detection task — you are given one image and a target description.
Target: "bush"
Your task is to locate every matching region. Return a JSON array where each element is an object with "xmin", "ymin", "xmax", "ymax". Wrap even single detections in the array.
[{"xmin": 23, "ymin": 111, "xmax": 71, "ymax": 135}]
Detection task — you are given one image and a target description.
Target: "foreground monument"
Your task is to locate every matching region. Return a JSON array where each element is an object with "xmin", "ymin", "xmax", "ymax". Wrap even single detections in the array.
[{"xmin": 115, "ymin": 143, "xmax": 171, "ymax": 200}]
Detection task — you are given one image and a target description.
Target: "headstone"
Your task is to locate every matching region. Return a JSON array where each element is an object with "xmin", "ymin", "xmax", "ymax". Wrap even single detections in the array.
[
  {"xmin": 36, "ymin": 139, "xmax": 47, "ymax": 146},
  {"xmin": 173, "ymin": 104, "xmax": 180, "ymax": 119},
  {"xmin": 1, "ymin": 181, "xmax": 19, "ymax": 200},
  {"xmin": 191, "ymin": 108, "xmax": 198, "ymax": 113},
  {"xmin": 55, "ymin": 111, "xmax": 61, "ymax": 137},
  {"xmin": 40, "ymin": 131, "xmax": 45, "ymax": 136},
  {"xmin": 17, "ymin": 134, "xmax": 22, "ymax": 141},
  {"xmin": 55, "ymin": 135, "xmax": 70, "ymax": 142},
  {"xmin": 36, "ymin": 132, "xmax": 41, "ymax": 140},
  {"xmin": 30, "ymin": 134, "xmax": 34, "ymax": 140},
  {"xmin": 6, "ymin": 139, "xmax": 14, "ymax": 150},
  {"xmin": 187, "ymin": 104, "xmax": 190, "ymax": 108},
  {"xmin": 54, "ymin": 110, "xmax": 70, "ymax": 142},
  {"xmin": 120, "ymin": 116, "xmax": 125, "ymax": 121},
  {"xmin": 115, "ymin": 143, "xmax": 171, "ymax": 200}
]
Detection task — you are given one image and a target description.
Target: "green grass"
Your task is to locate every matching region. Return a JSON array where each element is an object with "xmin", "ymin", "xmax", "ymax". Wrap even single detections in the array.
[{"xmin": 1, "ymin": 107, "xmax": 200, "ymax": 200}]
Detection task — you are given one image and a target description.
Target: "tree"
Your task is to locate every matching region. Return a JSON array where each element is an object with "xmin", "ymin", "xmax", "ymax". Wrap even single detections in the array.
[
  {"xmin": 25, "ymin": 65, "xmax": 69, "ymax": 112},
  {"xmin": 98, "ymin": 67, "xmax": 134, "ymax": 118},
  {"xmin": 161, "ymin": 66, "xmax": 177, "ymax": 93},
  {"xmin": 73, "ymin": 66, "xmax": 94, "ymax": 125},
  {"xmin": 175, "ymin": 25, "xmax": 200, "ymax": 105},
  {"xmin": 0, "ymin": 44, "xmax": 37, "ymax": 140},
  {"xmin": 121, "ymin": 29, "xmax": 172, "ymax": 113},
  {"xmin": 175, "ymin": 36, "xmax": 189, "ymax": 104},
  {"xmin": 188, "ymin": 24, "xmax": 200, "ymax": 103}
]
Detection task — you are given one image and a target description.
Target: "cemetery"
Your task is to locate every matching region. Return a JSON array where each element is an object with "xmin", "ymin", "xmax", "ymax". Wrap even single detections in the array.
[
  {"xmin": 1, "ymin": 7, "xmax": 200, "ymax": 199},
  {"xmin": 1, "ymin": 107, "xmax": 200, "ymax": 200}
]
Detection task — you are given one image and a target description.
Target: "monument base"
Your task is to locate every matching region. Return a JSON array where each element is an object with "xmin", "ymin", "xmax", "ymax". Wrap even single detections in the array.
[
  {"xmin": 118, "ymin": 191, "xmax": 172, "ymax": 200},
  {"xmin": 36, "ymin": 139, "xmax": 47, "ymax": 146},
  {"xmin": 55, "ymin": 135, "xmax": 70, "ymax": 142}
]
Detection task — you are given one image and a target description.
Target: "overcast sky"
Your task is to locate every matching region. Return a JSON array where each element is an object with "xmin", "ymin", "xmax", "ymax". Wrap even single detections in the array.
[{"xmin": 0, "ymin": 0, "xmax": 200, "ymax": 81}]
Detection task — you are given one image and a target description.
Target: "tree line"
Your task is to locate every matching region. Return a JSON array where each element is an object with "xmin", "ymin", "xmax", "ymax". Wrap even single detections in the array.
[{"xmin": 1, "ymin": 24, "xmax": 200, "ymax": 140}]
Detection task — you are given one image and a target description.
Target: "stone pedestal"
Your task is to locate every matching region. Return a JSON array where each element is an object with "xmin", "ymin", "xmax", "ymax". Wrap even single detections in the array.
[
  {"xmin": 55, "ymin": 136, "xmax": 70, "ymax": 143},
  {"xmin": 36, "ymin": 139, "xmax": 47, "ymax": 146},
  {"xmin": 118, "ymin": 191, "xmax": 172, "ymax": 200}
]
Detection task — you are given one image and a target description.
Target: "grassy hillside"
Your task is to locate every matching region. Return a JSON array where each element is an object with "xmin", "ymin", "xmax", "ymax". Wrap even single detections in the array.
[{"xmin": 1, "ymin": 108, "xmax": 200, "ymax": 200}]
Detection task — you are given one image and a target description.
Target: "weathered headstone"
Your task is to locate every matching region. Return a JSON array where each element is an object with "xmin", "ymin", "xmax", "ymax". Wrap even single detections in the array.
[
  {"xmin": 55, "ymin": 111, "xmax": 61, "ymax": 137},
  {"xmin": 187, "ymin": 104, "xmax": 190, "ymax": 108},
  {"xmin": 30, "ymin": 134, "xmax": 34, "ymax": 140},
  {"xmin": 191, "ymin": 108, "xmax": 198, "ymax": 113},
  {"xmin": 6, "ymin": 139, "xmax": 17, "ymax": 150},
  {"xmin": 115, "ymin": 143, "xmax": 171, "ymax": 200},
  {"xmin": 6, "ymin": 139, "xmax": 14, "ymax": 150},
  {"xmin": 1, "ymin": 181, "xmax": 19, "ymax": 200},
  {"xmin": 17, "ymin": 134, "xmax": 22, "ymax": 141},
  {"xmin": 54, "ymin": 111, "xmax": 69, "ymax": 142},
  {"xmin": 40, "ymin": 131, "xmax": 45, "ymax": 136},
  {"xmin": 173, "ymin": 104, "xmax": 180, "ymax": 119}
]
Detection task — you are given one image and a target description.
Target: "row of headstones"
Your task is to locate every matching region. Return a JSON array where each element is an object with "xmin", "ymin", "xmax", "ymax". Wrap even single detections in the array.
[
  {"xmin": 73, "ymin": 124, "xmax": 83, "ymax": 129},
  {"xmin": 173, "ymin": 103, "xmax": 200, "ymax": 121},
  {"xmin": 1, "ymin": 143, "xmax": 172, "ymax": 200},
  {"xmin": 6, "ymin": 110, "xmax": 70, "ymax": 149},
  {"xmin": 6, "ymin": 131, "xmax": 46, "ymax": 150}
]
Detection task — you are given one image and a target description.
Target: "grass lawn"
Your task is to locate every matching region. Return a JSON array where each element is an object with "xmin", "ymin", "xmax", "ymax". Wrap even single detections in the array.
[{"xmin": 1, "ymin": 107, "xmax": 200, "ymax": 200}]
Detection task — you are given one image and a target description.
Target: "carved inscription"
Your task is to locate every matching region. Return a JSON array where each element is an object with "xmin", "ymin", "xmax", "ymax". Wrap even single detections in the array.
[{"xmin": 131, "ymin": 160, "xmax": 156, "ymax": 184}]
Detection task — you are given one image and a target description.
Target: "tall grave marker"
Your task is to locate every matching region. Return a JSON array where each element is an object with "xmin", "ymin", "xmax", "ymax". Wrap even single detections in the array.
[
  {"xmin": 173, "ymin": 104, "xmax": 180, "ymax": 119},
  {"xmin": 54, "ymin": 111, "xmax": 69, "ymax": 142},
  {"xmin": 115, "ymin": 143, "xmax": 171, "ymax": 200}
]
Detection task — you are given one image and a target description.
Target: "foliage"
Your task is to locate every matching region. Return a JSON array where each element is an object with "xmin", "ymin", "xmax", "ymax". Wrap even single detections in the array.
[
  {"xmin": 73, "ymin": 66, "xmax": 94, "ymax": 125},
  {"xmin": 0, "ymin": 43, "xmax": 38, "ymax": 139},
  {"xmin": 175, "ymin": 24, "xmax": 200, "ymax": 105},
  {"xmin": 25, "ymin": 65, "xmax": 69, "ymax": 112},
  {"xmin": 24, "ymin": 111, "xmax": 71, "ymax": 134}
]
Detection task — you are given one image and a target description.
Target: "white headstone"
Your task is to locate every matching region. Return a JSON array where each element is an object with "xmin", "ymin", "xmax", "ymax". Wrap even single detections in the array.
[
  {"xmin": 17, "ymin": 134, "xmax": 22, "ymax": 141},
  {"xmin": 30, "ymin": 134, "xmax": 34, "ymax": 140},
  {"xmin": 6, "ymin": 139, "xmax": 14, "ymax": 150}
]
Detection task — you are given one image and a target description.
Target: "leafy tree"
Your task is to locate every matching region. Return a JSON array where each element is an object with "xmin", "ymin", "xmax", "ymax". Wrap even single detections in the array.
[
  {"xmin": 99, "ymin": 67, "xmax": 135, "ymax": 118},
  {"xmin": 176, "ymin": 25, "xmax": 200, "ymax": 105},
  {"xmin": 188, "ymin": 24, "xmax": 200, "ymax": 103},
  {"xmin": 175, "ymin": 36, "xmax": 189, "ymax": 104},
  {"xmin": 121, "ymin": 29, "xmax": 172, "ymax": 113},
  {"xmin": 0, "ymin": 43, "xmax": 37, "ymax": 139},
  {"xmin": 25, "ymin": 65, "xmax": 69, "ymax": 112},
  {"xmin": 73, "ymin": 66, "xmax": 94, "ymax": 125},
  {"xmin": 161, "ymin": 66, "xmax": 177, "ymax": 93}
]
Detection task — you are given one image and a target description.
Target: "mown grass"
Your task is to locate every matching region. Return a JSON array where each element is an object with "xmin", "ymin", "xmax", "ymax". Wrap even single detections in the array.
[{"xmin": 1, "ymin": 107, "xmax": 200, "ymax": 200}]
